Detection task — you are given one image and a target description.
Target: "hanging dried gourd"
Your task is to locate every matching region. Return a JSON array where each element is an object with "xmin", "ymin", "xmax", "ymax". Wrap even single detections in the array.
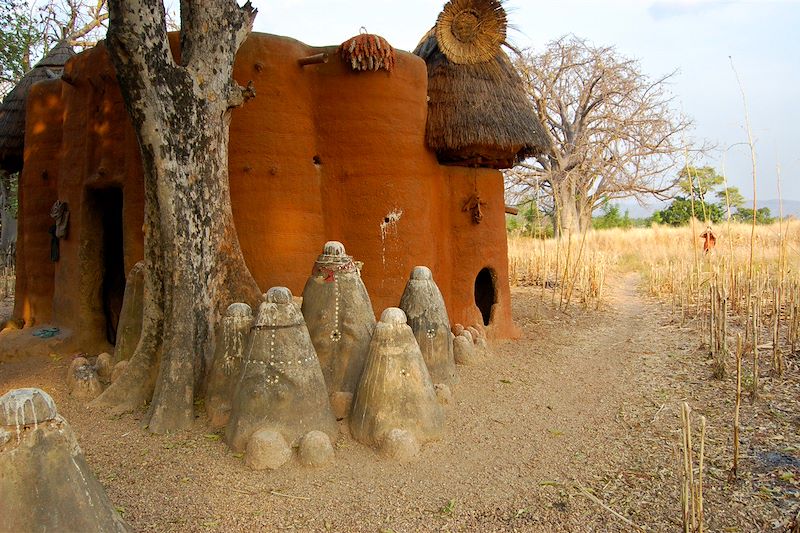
[{"xmin": 339, "ymin": 29, "xmax": 396, "ymax": 73}]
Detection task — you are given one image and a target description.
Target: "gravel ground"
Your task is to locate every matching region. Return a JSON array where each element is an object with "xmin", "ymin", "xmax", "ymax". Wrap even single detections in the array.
[{"xmin": 1, "ymin": 273, "xmax": 797, "ymax": 532}]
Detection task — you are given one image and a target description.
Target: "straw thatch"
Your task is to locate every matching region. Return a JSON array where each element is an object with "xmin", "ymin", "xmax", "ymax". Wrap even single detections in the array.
[
  {"xmin": 414, "ymin": 26, "xmax": 548, "ymax": 169},
  {"xmin": 435, "ymin": 0, "xmax": 507, "ymax": 65},
  {"xmin": 0, "ymin": 41, "xmax": 74, "ymax": 173}
]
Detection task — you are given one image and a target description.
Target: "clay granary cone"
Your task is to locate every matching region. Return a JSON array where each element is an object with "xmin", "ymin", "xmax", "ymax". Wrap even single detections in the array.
[
  {"xmin": 226, "ymin": 288, "xmax": 338, "ymax": 453},
  {"xmin": 302, "ymin": 241, "xmax": 376, "ymax": 414},
  {"xmin": 399, "ymin": 266, "xmax": 458, "ymax": 387},
  {"xmin": 350, "ymin": 308, "xmax": 445, "ymax": 451},
  {"xmin": 205, "ymin": 303, "xmax": 254, "ymax": 428},
  {"xmin": 113, "ymin": 261, "xmax": 145, "ymax": 364},
  {"xmin": 0, "ymin": 388, "xmax": 131, "ymax": 532}
]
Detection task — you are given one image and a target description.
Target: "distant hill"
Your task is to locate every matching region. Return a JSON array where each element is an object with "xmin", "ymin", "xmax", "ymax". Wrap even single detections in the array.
[
  {"xmin": 757, "ymin": 199, "xmax": 800, "ymax": 218},
  {"xmin": 608, "ymin": 199, "xmax": 800, "ymax": 220}
]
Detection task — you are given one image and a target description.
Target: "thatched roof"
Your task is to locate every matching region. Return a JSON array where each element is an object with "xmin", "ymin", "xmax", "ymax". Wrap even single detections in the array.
[
  {"xmin": 0, "ymin": 41, "xmax": 74, "ymax": 173},
  {"xmin": 414, "ymin": 0, "xmax": 547, "ymax": 169}
]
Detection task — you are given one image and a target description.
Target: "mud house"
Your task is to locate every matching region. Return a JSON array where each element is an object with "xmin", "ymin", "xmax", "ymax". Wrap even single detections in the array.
[{"xmin": 10, "ymin": 0, "xmax": 545, "ymax": 352}]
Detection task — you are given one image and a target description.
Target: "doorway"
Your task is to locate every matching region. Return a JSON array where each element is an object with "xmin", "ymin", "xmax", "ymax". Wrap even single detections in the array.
[
  {"xmin": 87, "ymin": 188, "xmax": 125, "ymax": 345},
  {"xmin": 474, "ymin": 267, "xmax": 497, "ymax": 327}
]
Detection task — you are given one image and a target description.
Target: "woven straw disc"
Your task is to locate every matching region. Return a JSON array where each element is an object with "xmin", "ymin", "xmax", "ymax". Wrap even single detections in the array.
[{"xmin": 435, "ymin": 0, "xmax": 507, "ymax": 65}]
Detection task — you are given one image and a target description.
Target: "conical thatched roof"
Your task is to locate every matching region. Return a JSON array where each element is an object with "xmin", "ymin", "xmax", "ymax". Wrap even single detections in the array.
[
  {"xmin": 0, "ymin": 41, "xmax": 74, "ymax": 173},
  {"xmin": 414, "ymin": 0, "xmax": 547, "ymax": 169}
]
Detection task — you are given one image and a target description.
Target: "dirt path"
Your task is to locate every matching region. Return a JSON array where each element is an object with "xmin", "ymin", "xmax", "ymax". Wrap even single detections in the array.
[{"xmin": 1, "ymin": 273, "xmax": 794, "ymax": 532}]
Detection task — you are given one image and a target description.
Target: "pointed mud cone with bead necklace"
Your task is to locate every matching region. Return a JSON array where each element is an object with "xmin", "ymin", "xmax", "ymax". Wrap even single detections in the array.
[
  {"xmin": 226, "ymin": 288, "xmax": 338, "ymax": 453},
  {"xmin": 205, "ymin": 303, "xmax": 254, "ymax": 428},
  {"xmin": 399, "ymin": 266, "xmax": 458, "ymax": 387},
  {"xmin": 302, "ymin": 241, "xmax": 376, "ymax": 417}
]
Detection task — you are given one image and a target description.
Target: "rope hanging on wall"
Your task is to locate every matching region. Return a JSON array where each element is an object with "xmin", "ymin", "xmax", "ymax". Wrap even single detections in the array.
[{"xmin": 339, "ymin": 28, "xmax": 396, "ymax": 73}]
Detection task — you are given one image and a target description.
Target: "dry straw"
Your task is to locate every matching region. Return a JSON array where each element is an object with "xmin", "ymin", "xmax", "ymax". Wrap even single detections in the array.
[
  {"xmin": 435, "ymin": 0, "xmax": 507, "ymax": 65},
  {"xmin": 414, "ymin": 0, "xmax": 547, "ymax": 168},
  {"xmin": 0, "ymin": 40, "xmax": 74, "ymax": 172}
]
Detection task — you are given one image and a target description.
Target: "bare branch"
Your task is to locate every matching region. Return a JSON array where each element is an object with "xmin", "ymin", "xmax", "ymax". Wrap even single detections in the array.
[{"xmin": 507, "ymin": 35, "xmax": 707, "ymax": 233}]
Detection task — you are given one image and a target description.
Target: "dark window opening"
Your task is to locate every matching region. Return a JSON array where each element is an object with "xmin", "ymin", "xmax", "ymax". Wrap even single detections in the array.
[
  {"xmin": 88, "ymin": 188, "xmax": 125, "ymax": 345},
  {"xmin": 474, "ymin": 267, "xmax": 497, "ymax": 327}
]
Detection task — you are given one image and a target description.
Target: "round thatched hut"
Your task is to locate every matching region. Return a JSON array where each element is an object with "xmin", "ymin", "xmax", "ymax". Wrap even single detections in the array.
[
  {"xmin": 0, "ymin": 41, "xmax": 75, "ymax": 173},
  {"xmin": 414, "ymin": 0, "xmax": 547, "ymax": 169}
]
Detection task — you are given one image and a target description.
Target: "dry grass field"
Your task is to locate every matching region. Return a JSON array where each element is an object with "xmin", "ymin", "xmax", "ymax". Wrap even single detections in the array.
[
  {"xmin": 509, "ymin": 220, "xmax": 800, "ymax": 532},
  {"xmin": 1, "ymin": 222, "xmax": 798, "ymax": 532}
]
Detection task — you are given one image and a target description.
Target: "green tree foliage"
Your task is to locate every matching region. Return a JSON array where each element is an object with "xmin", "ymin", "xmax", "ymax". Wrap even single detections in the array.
[
  {"xmin": 0, "ymin": 0, "xmax": 40, "ymax": 93},
  {"xmin": 715, "ymin": 185, "xmax": 746, "ymax": 210},
  {"xmin": 652, "ymin": 197, "xmax": 724, "ymax": 226},
  {"xmin": 593, "ymin": 204, "xmax": 632, "ymax": 230},
  {"xmin": 677, "ymin": 166, "xmax": 724, "ymax": 201},
  {"xmin": 506, "ymin": 201, "xmax": 554, "ymax": 238},
  {"xmin": 734, "ymin": 207, "xmax": 774, "ymax": 225},
  {"xmin": 653, "ymin": 166, "xmax": 773, "ymax": 227},
  {"xmin": 1, "ymin": 1, "xmax": 109, "ymax": 98}
]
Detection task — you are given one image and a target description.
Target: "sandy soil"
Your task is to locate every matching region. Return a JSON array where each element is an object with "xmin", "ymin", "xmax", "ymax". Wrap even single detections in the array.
[{"xmin": 0, "ymin": 274, "xmax": 797, "ymax": 532}]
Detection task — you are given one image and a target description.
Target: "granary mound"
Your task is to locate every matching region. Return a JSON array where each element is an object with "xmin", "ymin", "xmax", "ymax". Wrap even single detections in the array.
[
  {"xmin": 302, "ymin": 241, "xmax": 376, "ymax": 414},
  {"xmin": 350, "ymin": 307, "xmax": 445, "ymax": 454},
  {"xmin": 399, "ymin": 266, "xmax": 458, "ymax": 386},
  {"xmin": 226, "ymin": 287, "xmax": 337, "ymax": 454},
  {"xmin": 0, "ymin": 388, "xmax": 131, "ymax": 532}
]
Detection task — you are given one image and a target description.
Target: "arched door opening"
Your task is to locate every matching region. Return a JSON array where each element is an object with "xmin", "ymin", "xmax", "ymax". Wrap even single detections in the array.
[{"xmin": 474, "ymin": 267, "xmax": 497, "ymax": 326}]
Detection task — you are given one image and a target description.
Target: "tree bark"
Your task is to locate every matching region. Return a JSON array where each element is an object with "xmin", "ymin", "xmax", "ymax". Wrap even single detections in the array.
[
  {"xmin": 0, "ymin": 171, "xmax": 17, "ymax": 266},
  {"xmin": 552, "ymin": 176, "xmax": 581, "ymax": 236},
  {"xmin": 90, "ymin": 0, "xmax": 261, "ymax": 434}
]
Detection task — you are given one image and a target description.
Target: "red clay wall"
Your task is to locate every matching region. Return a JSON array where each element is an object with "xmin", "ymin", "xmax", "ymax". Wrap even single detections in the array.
[{"xmin": 16, "ymin": 33, "xmax": 518, "ymax": 351}]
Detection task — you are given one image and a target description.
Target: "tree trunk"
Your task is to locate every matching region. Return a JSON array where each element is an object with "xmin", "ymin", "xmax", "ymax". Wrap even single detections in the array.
[
  {"xmin": 552, "ymin": 177, "xmax": 581, "ymax": 237},
  {"xmin": 0, "ymin": 171, "xmax": 17, "ymax": 267},
  {"xmin": 89, "ymin": 0, "xmax": 261, "ymax": 434}
]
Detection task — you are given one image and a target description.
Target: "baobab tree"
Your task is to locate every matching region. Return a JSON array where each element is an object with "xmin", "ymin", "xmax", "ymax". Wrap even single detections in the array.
[
  {"xmin": 90, "ymin": 0, "xmax": 261, "ymax": 434},
  {"xmin": 507, "ymin": 35, "xmax": 696, "ymax": 234}
]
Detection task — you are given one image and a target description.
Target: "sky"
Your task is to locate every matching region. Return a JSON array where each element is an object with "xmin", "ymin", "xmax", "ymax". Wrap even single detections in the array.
[{"xmin": 247, "ymin": 0, "xmax": 800, "ymax": 204}]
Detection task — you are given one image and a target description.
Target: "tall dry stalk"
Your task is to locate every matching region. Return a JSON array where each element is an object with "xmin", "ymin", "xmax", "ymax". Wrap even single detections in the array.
[
  {"xmin": 731, "ymin": 334, "xmax": 743, "ymax": 481},
  {"xmin": 680, "ymin": 402, "xmax": 706, "ymax": 533},
  {"xmin": 730, "ymin": 57, "xmax": 759, "ymax": 357}
]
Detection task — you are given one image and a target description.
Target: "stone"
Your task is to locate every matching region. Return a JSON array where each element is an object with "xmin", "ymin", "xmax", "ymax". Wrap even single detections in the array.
[
  {"xmin": 66, "ymin": 356, "xmax": 89, "ymax": 386},
  {"xmin": 330, "ymin": 391, "xmax": 353, "ymax": 420},
  {"xmin": 226, "ymin": 287, "xmax": 338, "ymax": 453},
  {"xmin": 350, "ymin": 308, "xmax": 445, "ymax": 448},
  {"xmin": 298, "ymin": 430, "xmax": 335, "ymax": 467},
  {"xmin": 451, "ymin": 323, "xmax": 465, "ymax": 337},
  {"xmin": 434, "ymin": 384, "xmax": 453, "ymax": 406},
  {"xmin": 0, "ymin": 389, "xmax": 131, "ymax": 532},
  {"xmin": 475, "ymin": 337, "xmax": 490, "ymax": 357},
  {"xmin": 206, "ymin": 303, "xmax": 254, "ymax": 428},
  {"xmin": 67, "ymin": 358, "xmax": 103, "ymax": 401},
  {"xmin": 301, "ymin": 241, "xmax": 376, "ymax": 397},
  {"xmin": 113, "ymin": 261, "xmax": 145, "ymax": 364},
  {"xmin": 453, "ymin": 335, "xmax": 478, "ymax": 366},
  {"xmin": 466, "ymin": 326, "xmax": 480, "ymax": 343},
  {"xmin": 399, "ymin": 266, "xmax": 458, "ymax": 387},
  {"xmin": 381, "ymin": 428, "xmax": 420, "ymax": 462},
  {"xmin": 110, "ymin": 360, "xmax": 129, "ymax": 383},
  {"xmin": 0, "ymin": 388, "xmax": 58, "ymax": 428},
  {"xmin": 245, "ymin": 429, "xmax": 292, "ymax": 471},
  {"xmin": 95, "ymin": 352, "xmax": 113, "ymax": 382}
]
